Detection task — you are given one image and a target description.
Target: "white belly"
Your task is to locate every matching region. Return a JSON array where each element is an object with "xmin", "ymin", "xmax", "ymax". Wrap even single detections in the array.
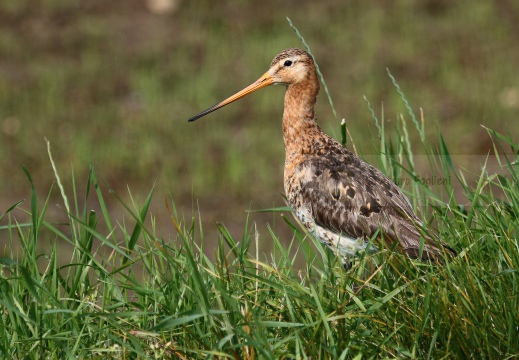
[{"xmin": 293, "ymin": 204, "xmax": 372, "ymax": 258}]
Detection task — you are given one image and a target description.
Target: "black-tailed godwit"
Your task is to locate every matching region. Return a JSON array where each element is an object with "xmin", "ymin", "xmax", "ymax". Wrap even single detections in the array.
[{"xmin": 189, "ymin": 48, "xmax": 455, "ymax": 262}]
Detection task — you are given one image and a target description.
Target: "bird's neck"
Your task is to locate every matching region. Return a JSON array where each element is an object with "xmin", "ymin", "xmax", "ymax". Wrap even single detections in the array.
[{"xmin": 282, "ymin": 78, "xmax": 320, "ymax": 159}]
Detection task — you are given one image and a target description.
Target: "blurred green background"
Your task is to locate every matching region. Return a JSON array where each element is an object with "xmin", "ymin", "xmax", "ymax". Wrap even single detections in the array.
[{"xmin": 1, "ymin": 0, "xmax": 518, "ymax": 252}]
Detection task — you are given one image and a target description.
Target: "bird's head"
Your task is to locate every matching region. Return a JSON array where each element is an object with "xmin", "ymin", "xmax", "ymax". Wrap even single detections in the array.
[
  {"xmin": 266, "ymin": 48, "xmax": 315, "ymax": 86},
  {"xmin": 188, "ymin": 48, "xmax": 316, "ymax": 122}
]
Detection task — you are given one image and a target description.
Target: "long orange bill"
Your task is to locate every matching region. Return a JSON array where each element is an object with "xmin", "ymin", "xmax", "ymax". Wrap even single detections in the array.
[{"xmin": 188, "ymin": 72, "xmax": 274, "ymax": 122}]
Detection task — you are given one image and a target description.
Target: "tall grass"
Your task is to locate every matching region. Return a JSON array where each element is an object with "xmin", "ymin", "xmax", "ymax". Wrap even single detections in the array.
[{"xmin": 1, "ymin": 92, "xmax": 518, "ymax": 358}]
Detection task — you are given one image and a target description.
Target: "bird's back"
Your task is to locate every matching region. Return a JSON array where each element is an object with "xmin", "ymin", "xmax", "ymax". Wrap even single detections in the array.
[{"xmin": 284, "ymin": 124, "xmax": 453, "ymax": 260}]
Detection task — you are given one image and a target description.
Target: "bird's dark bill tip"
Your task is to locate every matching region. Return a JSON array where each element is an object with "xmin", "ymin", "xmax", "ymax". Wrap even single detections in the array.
[
  {"xmin": 187, "ymin": 113, "xmax": 205, "ymax": 122},
  {"xmin": 187, "ymin": 104, "xmax": 220, "ymax": 122}
]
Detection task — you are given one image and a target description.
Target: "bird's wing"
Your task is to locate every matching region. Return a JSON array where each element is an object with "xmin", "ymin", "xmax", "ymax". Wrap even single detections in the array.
[{"xmin": 294, "ymin": 153, "xmax": 448, "ymax": 259}]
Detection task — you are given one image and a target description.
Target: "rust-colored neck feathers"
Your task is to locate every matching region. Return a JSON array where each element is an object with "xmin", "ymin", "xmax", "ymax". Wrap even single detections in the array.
[{"xmin": 282, "ymin": 59, "xmax": 320, "ymax": 160}]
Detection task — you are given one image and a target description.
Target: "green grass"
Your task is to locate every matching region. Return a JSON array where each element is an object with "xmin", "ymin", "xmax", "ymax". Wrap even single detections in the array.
[{"xmin": 1, "ymin": 101, "xmax": 518, "ymax": 358}]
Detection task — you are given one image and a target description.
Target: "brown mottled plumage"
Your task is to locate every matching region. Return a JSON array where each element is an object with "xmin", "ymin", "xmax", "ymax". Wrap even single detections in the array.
[{"xmin": 189, "ymin": 48, "xmax": 455, "ymax": 262}]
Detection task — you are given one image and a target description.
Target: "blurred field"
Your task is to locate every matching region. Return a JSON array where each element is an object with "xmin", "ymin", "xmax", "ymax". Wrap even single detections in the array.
[{"xmin": 1, "ymin": 0, "xmax": 518, "ymax": 253}]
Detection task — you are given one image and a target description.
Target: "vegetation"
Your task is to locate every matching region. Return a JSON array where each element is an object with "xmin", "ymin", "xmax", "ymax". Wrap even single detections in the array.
[{"xmin": 1, "ymin": 96, "xmax": 518, "ymax": 357}]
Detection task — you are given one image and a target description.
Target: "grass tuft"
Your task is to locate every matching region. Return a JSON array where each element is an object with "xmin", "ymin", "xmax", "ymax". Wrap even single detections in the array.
[{"xmin": 1, "ymin": 122, "xmax": 518, "ymax": 358}]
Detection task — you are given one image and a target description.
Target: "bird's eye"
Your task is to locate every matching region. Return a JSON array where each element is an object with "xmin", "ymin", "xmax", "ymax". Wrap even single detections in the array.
[{"xmin": 284, "ymin": 60, "xmax": 293, "ymax": 67}]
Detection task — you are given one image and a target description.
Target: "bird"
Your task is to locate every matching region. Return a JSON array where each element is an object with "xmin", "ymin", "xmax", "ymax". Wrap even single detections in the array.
[{"xmin": 188, "ymin": 48, "xmax": 456, "ymax": 263}]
